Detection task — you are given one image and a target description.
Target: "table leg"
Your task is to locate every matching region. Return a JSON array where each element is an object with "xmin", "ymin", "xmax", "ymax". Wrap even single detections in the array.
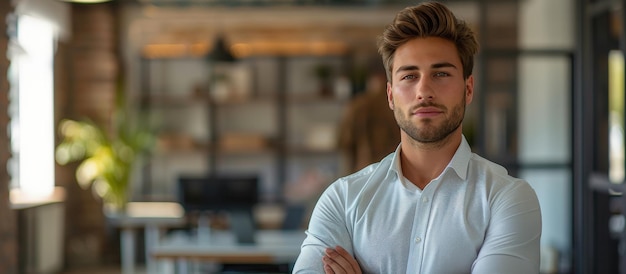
[
  {"xmin": 145, "ymin": 224, "xmax": 160, "ymax": 273},
  {"xmin": 176, "ymin": 258, "xmax": 188, "ymax": 274},
  {"xmin": 120, "ymin": 228, "xmax": 136, "ymax": 274}
]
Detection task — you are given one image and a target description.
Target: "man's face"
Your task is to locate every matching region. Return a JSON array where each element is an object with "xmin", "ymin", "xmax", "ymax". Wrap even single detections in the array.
[{"xmin": 386, "ymin": 36, "xmax": 474, "ymax": 144}]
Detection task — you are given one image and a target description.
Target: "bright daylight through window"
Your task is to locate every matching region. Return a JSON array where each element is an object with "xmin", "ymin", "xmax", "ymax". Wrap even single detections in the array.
[
  {"xmin": 609, "ymin": 50, "xmax": 625, "ymax": 186},
  {"xmin": 8, "ymin": 15, "xmax": 55, "ymax": 197}
]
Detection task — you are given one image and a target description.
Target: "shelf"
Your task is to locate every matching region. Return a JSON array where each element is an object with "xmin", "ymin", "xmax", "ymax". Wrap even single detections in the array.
[
  {"xmin": 139, "ymin": 93, "xmax": 209, "ymax": 107},
  {"xmin": 156, "ymin": 133, "xmax": 209, "ymax": 152},
  {"xmin": 153, "ymin": 144, "xmax": 279, "ymax": 157},
  {"xmin": 137, "ymin": 93, "xmax": 283, "ymax": 107},
  {"xmin": 287, "ymin": 94, "xmax": 350, "ymax": 104},
  {"xmin": 211, "ymin": 95, "xmax": 277, "ymax": 106},
  {"xmin": 287, "ymin": 146, "xmax": 340, "ymax": 155},
  {"xmin": 139, "ymin": 53, "xmax": 352, "ymax": 200},
  {"xmin": 217, "ymin": 146, "xmax": 277, "ymax": 156},
  {"xmin": 218, "ymin": 132, "xmax": 273, "ymax": 151},
  {"xmin": 155, "ymin": 145, "xmax": 210, "ymax": 156}
]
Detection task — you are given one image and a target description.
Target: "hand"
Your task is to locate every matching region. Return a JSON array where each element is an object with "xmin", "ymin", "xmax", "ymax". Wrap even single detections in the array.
[{"xmin": 322, "ymin": 245, "xmax": 362, "ymax": 274}]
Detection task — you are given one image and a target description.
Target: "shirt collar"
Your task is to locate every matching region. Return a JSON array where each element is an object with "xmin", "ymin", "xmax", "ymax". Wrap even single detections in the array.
[
  {"xmin": 389, "ymin": 135, "xmax": 472, "ymax": 181},
  {"xmin": 448, "ymin": 135, "xmax": 471, "ymax": 180},
  {"xmin": 389, "ymin": 144, "xmax": 403, "ymax": 180}
]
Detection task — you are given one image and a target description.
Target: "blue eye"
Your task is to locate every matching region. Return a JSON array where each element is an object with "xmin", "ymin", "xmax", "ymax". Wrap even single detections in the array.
[
  {"xmin": 434, "ymin": 72, "xmax": 450, "ymax": 77},
  {"xmin": 402, "ymin": 75, "xmax": 416, "ymax": 80}
]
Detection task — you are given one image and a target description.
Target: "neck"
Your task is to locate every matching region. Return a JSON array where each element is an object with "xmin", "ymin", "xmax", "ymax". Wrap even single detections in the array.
[{"xmin": 399, "ymin": 131, "xmax": 462, "ymax": 189}]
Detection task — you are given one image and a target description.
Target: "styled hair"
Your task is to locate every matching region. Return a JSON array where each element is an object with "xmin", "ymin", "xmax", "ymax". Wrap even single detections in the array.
[{"xmin": 377, "ymin": 1, "xmax": 479, "ymax": 81}]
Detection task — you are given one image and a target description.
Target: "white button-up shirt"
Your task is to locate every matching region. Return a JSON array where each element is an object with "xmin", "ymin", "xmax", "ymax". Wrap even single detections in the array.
[{"xmin": 293, "ymin": 136, "xmax": 541, "ymax": 274}]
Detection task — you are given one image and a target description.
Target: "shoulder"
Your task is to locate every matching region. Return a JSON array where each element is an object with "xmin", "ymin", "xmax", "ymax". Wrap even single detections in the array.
[
  {"xmin": 467, "ymin": 153, "xmax": 540, "ymax": 211},
  {"xmin": 324, "ymin": 152, "xmax": 396, "ymax": 199},
  {"xmin": 469, "ymin": 153, "xmax": 525, "ymax": 187}
]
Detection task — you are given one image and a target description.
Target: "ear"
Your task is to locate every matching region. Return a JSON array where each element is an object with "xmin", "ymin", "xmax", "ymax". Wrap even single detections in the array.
[
  {"xmin": 387, "ymin": 82, "xmax": 394, "ymax": 110},
  {"xmin": 465, "ymin": 75, "xmax": 474, "ymax": 105}
]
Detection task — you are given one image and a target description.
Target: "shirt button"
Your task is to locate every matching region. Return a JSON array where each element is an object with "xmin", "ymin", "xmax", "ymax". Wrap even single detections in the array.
[
  {"xmin": 422, "ymin": 197, "xmax": 429, "ymax": 203},
  {"xmin": 415, "ymin": 237, "xmax": 421, "ymax": 243}
]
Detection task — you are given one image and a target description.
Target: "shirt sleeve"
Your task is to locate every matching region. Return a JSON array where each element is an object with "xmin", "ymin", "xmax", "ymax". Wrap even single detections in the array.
[
  {"xmin": 292, "ymin": 181, "xmax": 354, "ymax": 273},
  {"xmin": 472, "ymin": 181, "xmax": 542, "ymax": 274}
]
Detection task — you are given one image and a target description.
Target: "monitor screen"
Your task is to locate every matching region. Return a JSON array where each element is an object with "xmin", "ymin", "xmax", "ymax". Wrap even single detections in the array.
[
  {"xmin": 177, "ymin": 174, "xmax": 259, "ymax": 244},
  {"xmin": 177, "ymin": 175, "xmax": 259, "ymax": 212}
]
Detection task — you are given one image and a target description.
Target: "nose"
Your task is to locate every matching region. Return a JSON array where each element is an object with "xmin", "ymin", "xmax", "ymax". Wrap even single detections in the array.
[{"xmin": 416, "ymin": 77, "xmax": 435, "ymax": 101}]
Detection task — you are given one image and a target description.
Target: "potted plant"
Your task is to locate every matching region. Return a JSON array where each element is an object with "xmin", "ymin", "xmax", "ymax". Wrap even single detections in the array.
[
  {"xmin": 55, "ymin": 89, "xmax": 154, "ymax": 214},
  {"xmin": 313, "ymin": 63, "xmax": 334, "ymax": 97}
]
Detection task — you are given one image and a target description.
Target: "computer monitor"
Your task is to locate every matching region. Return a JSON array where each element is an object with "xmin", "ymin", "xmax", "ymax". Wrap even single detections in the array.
[{"xmin": 177, "ymin": 175, "xmax": 259, "ymax": 244}]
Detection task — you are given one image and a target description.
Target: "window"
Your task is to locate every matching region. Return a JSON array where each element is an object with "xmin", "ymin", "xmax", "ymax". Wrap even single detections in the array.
[{"xmin": 8, "ymin": 14, "xmax": 56, "ymax": 197}]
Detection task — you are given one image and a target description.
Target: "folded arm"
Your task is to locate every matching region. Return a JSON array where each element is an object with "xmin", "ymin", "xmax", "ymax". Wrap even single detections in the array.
[
  {"xmin": 293, "ymin": 183, "xmax": 359, "ymax": 273},
  {"xmin": 472, "ymin": 182, "xmax": 542, "ymax": 274},
  {"xmin": 323, "ymin": 246, "xmax": 362, "ymax": 274}
]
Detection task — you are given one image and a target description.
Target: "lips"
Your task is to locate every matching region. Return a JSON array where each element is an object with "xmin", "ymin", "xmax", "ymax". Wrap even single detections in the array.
[{"xmin": 413, "ymin": 107, "xmax": 443, "ymax": 117}]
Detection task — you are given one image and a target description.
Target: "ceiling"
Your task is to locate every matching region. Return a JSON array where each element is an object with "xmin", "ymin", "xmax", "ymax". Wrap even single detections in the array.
[
  {"xmin": 134, "ymin": 0, "xmax": 446, "ymax": 7},
  {"xmin": 122, "ymin": 0, "xmax": 483, "ymax": 58}
]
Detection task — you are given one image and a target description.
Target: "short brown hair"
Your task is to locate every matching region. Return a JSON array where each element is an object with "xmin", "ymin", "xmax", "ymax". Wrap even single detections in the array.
[{"xmin": 377, "ymin": 1, "xmax": 479, "ymax": 81}]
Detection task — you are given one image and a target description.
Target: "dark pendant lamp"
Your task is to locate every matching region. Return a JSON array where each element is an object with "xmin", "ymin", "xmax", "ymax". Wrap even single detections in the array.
[
  {"xmin": 206, "ymin": 34, "xmax": 235, "ymax": 173},
  {"xmin": 207, "ymin": 34, "xmax": 236, "ymax": 62}
]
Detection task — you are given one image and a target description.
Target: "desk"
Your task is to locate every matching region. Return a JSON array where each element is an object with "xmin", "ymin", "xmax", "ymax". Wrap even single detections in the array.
[
  {"xmin": 153, "ymin": 230, "xmax": 306, "ymax": 273},
  {"xmin": 105, "ymin": 202, "xmax": 185, "ymax": 274}
]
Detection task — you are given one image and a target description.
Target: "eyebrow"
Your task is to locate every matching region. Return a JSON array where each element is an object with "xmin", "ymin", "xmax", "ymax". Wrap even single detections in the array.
[{"xmin": 394, "ymin": 62, "xmax": 458, "ymax": 74}]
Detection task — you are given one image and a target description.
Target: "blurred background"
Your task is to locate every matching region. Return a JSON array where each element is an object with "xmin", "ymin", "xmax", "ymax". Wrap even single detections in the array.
[{"xmin": 0, "ymin": 0, "xmax": 622, "ymax": 273}]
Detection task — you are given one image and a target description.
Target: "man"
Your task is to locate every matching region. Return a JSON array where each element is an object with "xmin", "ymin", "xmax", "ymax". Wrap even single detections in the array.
[
  {"xmin": 292, "ymin": 2, "xmax": 542, "ymax": 273},
  {"xmin": 338, "ymin": 70, "xmax": 400, "ymax": 175}
]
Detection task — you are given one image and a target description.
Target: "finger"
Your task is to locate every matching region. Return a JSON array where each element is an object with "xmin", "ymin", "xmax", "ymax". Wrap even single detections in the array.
[
  {"xmin": 324, "ymin": 254, "xmax": 345, "ymax": 274},
  {"xmin": 324, "ymin": 262, "xmax": 335, "ymax": 274},
  {"xmin": 335, "ymin": 246, "xmax": 361, "ymax": 274},
  {"xmin": 325, "ymin": 248, "xmax": 354, "ymax": 273}
]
